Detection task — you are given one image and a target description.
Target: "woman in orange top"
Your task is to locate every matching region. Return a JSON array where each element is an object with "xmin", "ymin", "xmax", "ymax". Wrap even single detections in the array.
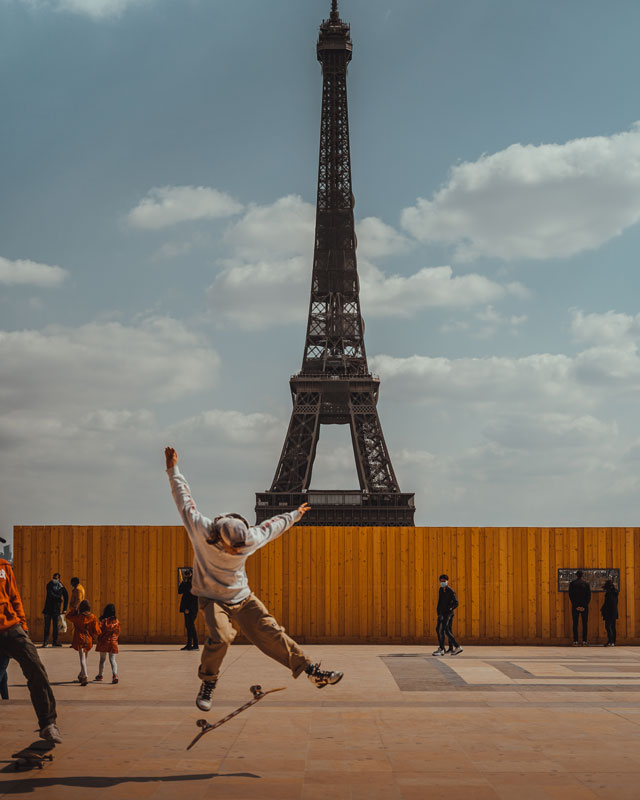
[
  {"xmin": 95, "ymin": 603, "xmax": 120, "ymax": 684},
  {"xmin": 66, "ymin": 600, "xmax": 101, "ymax": 686}
]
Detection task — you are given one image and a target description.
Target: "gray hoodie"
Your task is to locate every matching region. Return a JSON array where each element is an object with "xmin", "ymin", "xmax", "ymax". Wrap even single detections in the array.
[{"xmin": 167, "ymin": 466, "xmax": 301, "ymax": 604}]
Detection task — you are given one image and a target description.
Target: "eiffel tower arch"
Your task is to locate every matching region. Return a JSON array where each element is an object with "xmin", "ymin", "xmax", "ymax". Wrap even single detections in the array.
[{"xmin": 255, "ymin": 1, "xmax": 415, "ymax": 526}]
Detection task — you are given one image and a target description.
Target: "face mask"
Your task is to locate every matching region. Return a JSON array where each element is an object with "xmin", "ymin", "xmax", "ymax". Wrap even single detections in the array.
[
  {"xmin": 440, "ymin": 581, "xmax": 448, "ymax": 588},
  {"xmin": 52, "ymin": 580, "xmax": 61, "ymax": 589}
]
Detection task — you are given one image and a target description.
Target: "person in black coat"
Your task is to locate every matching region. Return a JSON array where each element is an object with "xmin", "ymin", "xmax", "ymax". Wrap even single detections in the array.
[
  {"xmin": 178, "ymin": 569, "xmax": 199, "ymax": 651},
  {"xmin": 601, "ymin": 579, "xmax": 619, "ymax": 646},
  {"xmin": 568, "ymin": 570, "xmax": 591, "ymax": 645},
  {"xmin": 432, "ymin": 574, "xmax": 463, "ymax": 656},
  {"xmin": 41, "ymin": 573, "xmax": 68, "ymax": 647}
]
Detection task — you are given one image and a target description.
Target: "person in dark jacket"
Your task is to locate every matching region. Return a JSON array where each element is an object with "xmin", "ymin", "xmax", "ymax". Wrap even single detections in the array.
[
  {"xmin": 42, "ymin": 573, "xmax": 69, "ymax": 648},
  {"xmin": 601, "ymin": 579, "xmax": 619, "ymax": 646},
  {"xmin": 432, "ymin": 574, "xmax": 463, "ymax": 656},
  {"xmin": 0, "ymin": 654, "xmax": 8, "ymax": 699},
  {"xmin": 178, "ymin": 569, "xmax": 199, "ymax": 651},
  {"xmin": 568, "ymin": 570, "xmax": 591, "ymax": 646}
]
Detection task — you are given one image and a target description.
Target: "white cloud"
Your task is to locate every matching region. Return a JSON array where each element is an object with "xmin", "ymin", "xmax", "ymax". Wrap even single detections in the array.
[
  {"xmin": 0, "ymin": 316, "xmax": 220, "ymax": 413},
  {"xmin": 171, "ymin": 409, "xmax": 282, "ymax": 446},
  {"xmin": 370, "ymin": 351, "xmax": 581, "ymax": 407},
  {"xmin": 17, "ymin": 0, "xmax": 153, "ymax": 19},
  {"xmin": 483, "ymin": 413, "xmax": 616, "ymax": 450},
  {"xmin": 0, "ymin": 256, "xmax": 69, "ymax": 288},
  {"xmin": 360, "ymin": 262, "xmax": 526, "ymax": 317},
  {"xmin": 401, "ymin": 123, "xmax": 640, "ymax": 262},
  {"xmin": 127, "ymin": 186, "xmax": 243, "ymax": 230},
  {"xmin": 207, "ymin": 194, "xmax": 529, "ymax": 329},
  {"xmin": 223, "ymin": 195, "xmax": 314, "ymax": 260}
]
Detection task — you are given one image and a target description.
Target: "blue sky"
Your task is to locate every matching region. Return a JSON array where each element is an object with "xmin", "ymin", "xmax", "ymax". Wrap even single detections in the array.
[{"xmin": 3, "ymin": 0, "xmax": 640, "ymax": 544}]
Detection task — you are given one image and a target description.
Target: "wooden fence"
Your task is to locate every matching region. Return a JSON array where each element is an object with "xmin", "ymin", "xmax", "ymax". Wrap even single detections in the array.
[{"xmin": 12, "ymin": 526, "xmax": 640, "ymax": 645}]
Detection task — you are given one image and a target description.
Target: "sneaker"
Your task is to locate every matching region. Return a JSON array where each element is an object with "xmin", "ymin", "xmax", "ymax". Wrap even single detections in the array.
[
  {"xmin": 572, "ymin": 641, "xmax": 579, "ymax": 646},
  {"xmin": 582, "ymin": 642, "xmax": 588, "ymax": 647},
  {"xmin": 112, "ymin": 675, "xmax": 119, "ymax": 684},
  {"xmin": 41, "ymin": 643, "xmax": 49, "ymax": 648},
  {"xmin": 432, "ymin": 648, "xmax": 445, "ymax": 656},
  {"xmin": 77, "ymin": 673, "xmax": 84, "ymax": 682},
  {"xmin": 52, "ymin": 643, "xmax": 62, "ymax": 648},
  {"xmin": 180, "ymin": 645, "xmax": 191, "ymax": 651},
  {"xmin": 189, "ymin": 645, "xmax": 200, "ymax": 651},
  {"xmin": 306, "ymin": 663, "xmax": 343, "ymax": 689},
  {"xmin": 39, "ymin": 723, "xmax": 62, "ymax": 744},
  {"xmin": 196, "ymin": 679, "xmax": 217, "ymax": 711},
  {"xmin": 79, "ymin": 676, "xmax": 89, "ymax": 686},
  {"xmin": 95, "ymin": 675, "xmax": 103, "ymax": 681},
  {"xmin": 450, "ymin": 645, "xmax": 463, "ymax": 656}
]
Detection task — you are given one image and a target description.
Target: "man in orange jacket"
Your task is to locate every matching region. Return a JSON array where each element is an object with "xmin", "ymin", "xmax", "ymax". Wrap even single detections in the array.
[{"xmin": 0, "ymin": 557, "xmax": 62, "ymax": 743}]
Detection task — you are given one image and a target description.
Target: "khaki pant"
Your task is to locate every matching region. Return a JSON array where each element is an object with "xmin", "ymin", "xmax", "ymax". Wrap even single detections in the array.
[{"xmin": 198, "ymin": 593, "xmax": 310, "ymax": 682}]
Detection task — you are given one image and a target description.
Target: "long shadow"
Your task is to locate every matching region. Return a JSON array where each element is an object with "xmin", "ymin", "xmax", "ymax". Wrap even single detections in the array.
[{"xmin": 0, "ymin": 773, "xmax": 260, "ymax": 792}]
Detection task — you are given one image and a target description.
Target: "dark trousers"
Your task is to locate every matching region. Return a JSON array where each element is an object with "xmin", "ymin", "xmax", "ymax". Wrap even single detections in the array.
[
  {"xmin": 436, "ymin": 614, "xmax": 459, "ymax": 650},
  {"xmin": 604, "ymin": 617, "xmax": 617, "ymax": 644},
  {"xmin": 0, "ymin": 655, "xmax": 9, "ymax": 699},
  {"xmin": 43, "ymin": 613, "xmax": 59, "ymax": 645},
  {"xmin": 572, "ymin": 608, "xmax": 589, "ymax": 642},
  {"xmin": 0, "ymin": 625, "xmax": 56, "ymax": 727},
  {"xmin": 184, "ymin": 612, "xmax": 198, "ymax": 648}
]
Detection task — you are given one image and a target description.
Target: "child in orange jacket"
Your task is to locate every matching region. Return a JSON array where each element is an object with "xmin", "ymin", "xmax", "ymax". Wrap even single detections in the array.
[
  {"xmin": 66, "ymin": 600, "xmax": 101, "ymax": 686},
  {"xmin": 95, "ymin": 603, "xmax": 120, "ymax": 684}
]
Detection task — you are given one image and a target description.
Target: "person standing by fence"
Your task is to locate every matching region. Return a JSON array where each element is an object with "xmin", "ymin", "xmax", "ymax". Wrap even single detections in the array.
[
  {"xmin": 569, "ymin": 570, "xmax": 591, "ymax": 646},
  {"xmin": 432, "ymin": 574, "xmax": 463, "ymax": 656},
  {"xmin": 601, "ymin": 579, "xmax": 619, "ymax": 647},
  {"xmin": 42, "ymin": 573, "xmax": 68, "ymax": 648},
  {"xmin": 178, "ymin": 569, "xmax": 199, "ymax": 651}
]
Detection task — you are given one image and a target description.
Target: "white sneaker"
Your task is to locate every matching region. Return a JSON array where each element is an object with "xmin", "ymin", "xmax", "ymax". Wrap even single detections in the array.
[
  {"xmin": 305, "ymin": 663, "xmax": 343, "ymax": 688},
  {"xmin": 196, "ymin": 680, "xmax": 217, "ymax": 711},
  {"xmin": 432, "ymin": 648, "xmax": 445, "ymax": 656},
  {"xmin": 39, "ymin": 723, "xmax": 62, "ymax": 744},
  {"xmin": 450, "ymin": 645, "xmax": 463, "ymax": 656}
]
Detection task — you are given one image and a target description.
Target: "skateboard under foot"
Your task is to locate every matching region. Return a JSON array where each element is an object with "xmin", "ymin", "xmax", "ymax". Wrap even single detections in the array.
[
  {"xmin": 10, "ymin": 741, "xmax": 55, "ymax": 771},
  {"xmin": 186, "ymin": 684, "xmax": 285, "ymax": 750}
]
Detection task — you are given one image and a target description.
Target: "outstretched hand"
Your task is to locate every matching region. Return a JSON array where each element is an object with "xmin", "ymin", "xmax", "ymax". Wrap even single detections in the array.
[
  {"xmin": 165, "ymin": 446, "xmax": 178, "ymax": 469},
  {"xmin": 297, "ymin": 502, "xmax": 311, "ymax": 517}
]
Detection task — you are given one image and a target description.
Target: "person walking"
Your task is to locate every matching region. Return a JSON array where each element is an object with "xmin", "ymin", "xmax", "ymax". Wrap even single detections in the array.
[
  {"xmin": 601, "ymin": 579, "xmax": 619, "ymax": 647},
  {"xmin": 66, "ymin": 600, "xmax": 101, "ymax": 686},
  {"xmin": 42, "ymin": 573, "xmax": 68, "ymax": 648},
  {"xmin": 0, "ymin": 555, "xmax": 62, "ymax": 742},
  {"xmin": 95, "ymin": 603, "xmax": 120, "ymax": 683},
  {"xmin": 569, "ymin": 570, "xmax": 591, "ymax": 646},
  {"xmin": 164, "ymin": 446, "xmax": 343, "ymax": 712},
  {"xmin": 432, "ymin": 574, "xmax": 463, "ymax": 656},
  {"xmin": 178, "ymin": 569, "xmax": 199, "ymax": 651}
]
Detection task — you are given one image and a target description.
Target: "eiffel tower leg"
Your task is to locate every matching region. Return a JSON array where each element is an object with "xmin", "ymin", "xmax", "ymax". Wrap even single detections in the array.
[
  {"xmin": 270, "ymin": 392, "xmax": 321, "ymax": 493},
  {"xmin": 349, "ymin": 391, "xmax": 400, "ymax": 494}
]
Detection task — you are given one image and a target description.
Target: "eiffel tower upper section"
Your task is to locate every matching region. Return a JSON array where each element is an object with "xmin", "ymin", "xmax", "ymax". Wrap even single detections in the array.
[{"xmin": 256, "ymin": 1, "xmax": 415, "ymax": 526}]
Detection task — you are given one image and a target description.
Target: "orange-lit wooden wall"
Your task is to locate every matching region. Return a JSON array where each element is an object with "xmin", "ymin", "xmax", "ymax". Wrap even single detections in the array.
[{"xmin": 12, "ymin": 526, "xmax": 640, "ymax": 645}]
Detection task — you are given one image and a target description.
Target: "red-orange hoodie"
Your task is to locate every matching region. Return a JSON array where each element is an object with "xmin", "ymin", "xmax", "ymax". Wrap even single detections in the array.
[
  {"xmin": 66, "ymin": 609, "xmax": 101, "ymax": 652},
  {"xmin": 0, "ymin": 559, "xmax": 27, "ymax": 632}
]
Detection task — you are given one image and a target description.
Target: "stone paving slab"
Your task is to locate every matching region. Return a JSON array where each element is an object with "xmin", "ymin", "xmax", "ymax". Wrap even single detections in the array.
[{"xmin": 1, "ymin": 645, "xmax": 640, "ymax": 799}]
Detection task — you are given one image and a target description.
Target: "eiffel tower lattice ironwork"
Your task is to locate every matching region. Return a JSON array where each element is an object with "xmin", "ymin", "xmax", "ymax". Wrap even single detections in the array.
[{"xmin": 255, "ymin": 1, "xmax": 415, "ymax": 526}]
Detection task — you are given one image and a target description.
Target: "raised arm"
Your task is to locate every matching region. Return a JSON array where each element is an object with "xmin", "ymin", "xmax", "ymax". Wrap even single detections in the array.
[
  {"xmin": 164, "ymin": 446, "xmax": 213, "ymax": 542},
  {"xmin": 244, "ymin": 502, "xmax": 311, "ymax": 550}
]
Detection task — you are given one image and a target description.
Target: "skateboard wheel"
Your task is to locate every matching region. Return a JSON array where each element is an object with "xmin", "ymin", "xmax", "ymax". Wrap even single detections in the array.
[
  {"xmin": 196, "ymin": 719, "xmax": 208, "ymax": 728},
  {"xmin": 249, "ymin": 685, "xmax": 263, "ymax": 697}
]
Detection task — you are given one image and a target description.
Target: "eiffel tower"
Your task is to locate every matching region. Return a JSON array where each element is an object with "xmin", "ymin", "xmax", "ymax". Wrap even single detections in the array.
[{"xmin": 255, "ymin": 1, "xmax": 415, "ymax": 526}]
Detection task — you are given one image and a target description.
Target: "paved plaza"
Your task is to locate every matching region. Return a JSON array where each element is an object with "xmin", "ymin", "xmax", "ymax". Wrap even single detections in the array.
[{"xmin": 2, "ymin": 644, "xmax": 640, "ymax": 799}]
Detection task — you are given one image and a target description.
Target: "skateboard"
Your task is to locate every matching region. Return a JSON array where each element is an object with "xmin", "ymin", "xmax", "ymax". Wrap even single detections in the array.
[
  {"xmin": 186, "ymin": 684, "xmax": 285, "ymax": 750},
  {"xmin": 10, "ymin": 741, "xmax": 55, "ymax": 771}
]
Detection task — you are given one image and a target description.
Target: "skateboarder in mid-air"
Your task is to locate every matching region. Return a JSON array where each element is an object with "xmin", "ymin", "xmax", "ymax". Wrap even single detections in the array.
[{"xmin": 164, "ymin": 446, "xmax": 343, "ymax": 711}]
